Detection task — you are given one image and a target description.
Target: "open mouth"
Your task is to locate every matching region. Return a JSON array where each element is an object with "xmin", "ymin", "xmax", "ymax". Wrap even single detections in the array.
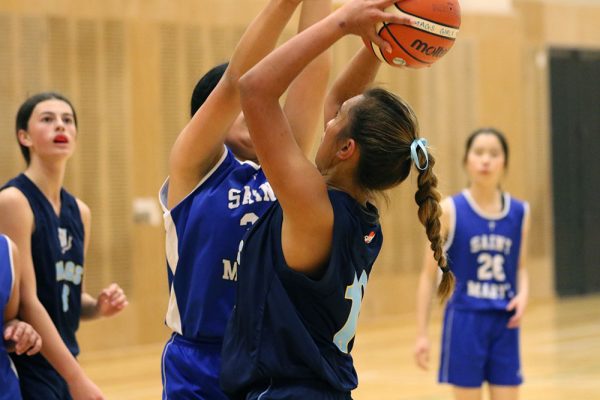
[{"xmin": 54, "ymin": 135, "xmax": 69, "ymax": 144}]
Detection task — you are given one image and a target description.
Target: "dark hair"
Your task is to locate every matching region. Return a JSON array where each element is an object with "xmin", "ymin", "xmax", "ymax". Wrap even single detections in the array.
[
  {"xmin": 15, "ymin": 92, "xmax": 78, "ymax": 165},
  {"xmin": 190, "ymin": 62, "xmax": 229, "ymax": 117},
  {"xmin": 463, "ymin": 127, "xmax": 509, "ymax": 167},
  {"xmin": 342, "ymin": 88, "xmax": 454, "ymax": 300}
]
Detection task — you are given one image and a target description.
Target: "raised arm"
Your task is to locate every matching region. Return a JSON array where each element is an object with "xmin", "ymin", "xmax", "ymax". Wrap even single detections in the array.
[
  {"xmin": 324, "ymin": 46, "xmax": 381, "ymax": 125},
  {"xmin": 0, "ymin": 189, "xmax": 105, "ymax": 400},
  {"xmin": 167, "ymin": 0, "xmax": 303, "ymax": 209},
  {"xmin": 283, "ymin": 0, "xmax": 332, "ymax": 156},
  {"xmin": 239, "ymin": 0, "xmax": 410, "ymax": 273},
  {"xmin": 414, "ymin": 198, "xmax": 451, "ymax": 370}
]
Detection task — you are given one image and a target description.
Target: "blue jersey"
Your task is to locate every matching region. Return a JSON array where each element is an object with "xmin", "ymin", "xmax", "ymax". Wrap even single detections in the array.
[
  {"xmin": 159, "ymin": 147, "xmax": 276, "ymax": 341},
  {"xmin": 0, "ymin": 235, "xmax": 22, "ymax": 400},
  {"xmin": 221, "ymin": 189, "xmax": 383, "ymax": 397},
  {"xmin": 445, "ymin": 190, "xmax": 528, "ymax": 311},
  {"xmin": 2, "ymin": 174, "xmax": 84, "ymax": 356}
]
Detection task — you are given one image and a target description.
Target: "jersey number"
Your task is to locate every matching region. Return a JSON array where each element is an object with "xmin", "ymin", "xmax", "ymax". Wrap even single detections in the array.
[
  {"xmin": 333, "ymin": 270, "xmax": 368, "ymax": 354},
  {"xmin": 61, "ymin": 284, "xmax": 70, "ymax": 312},
  {"xmin": 477, "ymin": 253, "xmax": 506, "ymax": 281}
]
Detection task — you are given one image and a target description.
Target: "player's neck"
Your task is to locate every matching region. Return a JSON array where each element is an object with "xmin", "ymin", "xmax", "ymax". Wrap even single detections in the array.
[
  {"xmin": 24, "ymin": 159, "xmax": 67, "ymax": 206},
  {"xmin": 467, "ymin": 185, "xmax": 502, "ymax": 213}
]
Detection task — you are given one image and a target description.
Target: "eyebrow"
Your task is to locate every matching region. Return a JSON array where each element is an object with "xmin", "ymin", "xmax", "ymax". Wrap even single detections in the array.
[{"xmin": 38, "ymin": 111, "xmax": 74, "ymax": 117}]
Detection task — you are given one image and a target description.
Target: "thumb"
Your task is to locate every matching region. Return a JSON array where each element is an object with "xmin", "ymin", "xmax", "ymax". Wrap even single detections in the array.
[{"xmin": 506, "ymin": 297, "xmax": 517, "ymax": 311}]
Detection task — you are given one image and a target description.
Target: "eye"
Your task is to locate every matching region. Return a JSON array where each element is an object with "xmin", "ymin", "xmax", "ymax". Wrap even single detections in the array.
[
  {"xmin": 41, "ymin": 116, "xmax": 53, "ymax": 123},
  {"xmin": 63, "ymin": 116, "xmax": 74, "ymax": 124}
]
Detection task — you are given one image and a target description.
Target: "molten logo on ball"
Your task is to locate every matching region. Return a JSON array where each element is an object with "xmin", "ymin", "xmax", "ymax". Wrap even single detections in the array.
[{"xmin": 411, "ymin": 39, "xmax": 449, "ymax": 58}]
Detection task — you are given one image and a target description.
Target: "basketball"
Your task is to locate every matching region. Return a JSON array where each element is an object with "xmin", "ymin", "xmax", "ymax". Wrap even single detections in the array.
[{"xmin": 365, "ymin": 0, "xmax": 461, "ymax": 68}]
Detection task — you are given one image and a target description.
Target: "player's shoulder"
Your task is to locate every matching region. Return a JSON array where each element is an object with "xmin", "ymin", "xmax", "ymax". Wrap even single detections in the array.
[
  {"xmin": 75, "ymin": 198, "xmax": 91, "ymax": 223},
  {"xmin": 0, "ymin": 186, "xmax": 32, "ymax": 215}
]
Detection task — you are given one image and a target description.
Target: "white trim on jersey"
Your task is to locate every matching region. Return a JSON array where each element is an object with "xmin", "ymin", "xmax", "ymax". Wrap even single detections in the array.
[
  {"xmin": 237, "ymin": 157, "xmax": 260, "ymax": 170},
  {"xmin": 1, "ymin": 234, "xmax": 16, "ymax": 299},
  {"xmin": 462, "ymin": 189, "xmax": 512, "ymax": 220},
  {"xmin": 157, "ymin": 146, "xmax": 229, "ymax": 335},
  {"xmin": 165, "ymin": 285, "xmax": 182, "ymax": 334},
  {"xmin": 443, "ymin": 200, "xmax": 457, "ymax": 252}
]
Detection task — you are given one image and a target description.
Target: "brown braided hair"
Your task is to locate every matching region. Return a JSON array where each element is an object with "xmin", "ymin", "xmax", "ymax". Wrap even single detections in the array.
[
  {"xmin": 414, "ymin": 152, "xmax": 455, "ymax": 301},
  {"xmin": 339, "ymin": 88, "xmax": 454, "ymax": 301}
]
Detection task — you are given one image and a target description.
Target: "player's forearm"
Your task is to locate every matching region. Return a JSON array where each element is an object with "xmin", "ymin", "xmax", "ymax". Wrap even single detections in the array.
[
  {"xmin": 415, "ymin": 263, "xmax": 437, "ymax": 337},
  {"xmin": 284, "ymin": 0, "xmax": 332, "ymax": 155},
  {"xmin": 19, "ymin": 298, "xmax": 86, "ymax": 382},
  {"xmin": 517, "ymin": 268, "xmax": 529, "ymax": 300},
  {"xmin": 80, "ymin": 292, "xmax": 99, "ymax": 320},
  {"xmin": 226, "ymin": 0, "xmax": 301, "ymax": 86},
  {"xmin": 327, "ymin": 47, "xmax": 381, "ymax": 112}
]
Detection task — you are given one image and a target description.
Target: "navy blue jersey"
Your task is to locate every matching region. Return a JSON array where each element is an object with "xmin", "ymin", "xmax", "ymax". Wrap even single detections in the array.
[
  {"xmin": 158, "ymin": 147, "xmax": 276, "ymax": 341},
  {"xmin": 0, "ymin": 235, "xmax": 22, "ymax": 400},
  {"xmin": 2, "ymin": 174, "xmax": 84, "ymax": 356},
  {"xmin": 221, "ymin": 189, "xmax": 383, "ymax": 397},
  {"xmin": 445, "ymin": 190, "xmax": 528, "ymax": 311}
]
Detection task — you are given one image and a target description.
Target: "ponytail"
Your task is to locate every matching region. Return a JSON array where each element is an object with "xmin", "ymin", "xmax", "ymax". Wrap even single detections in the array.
[{"xmin": 413, "ymin": 150, "xmax": 455, "ymax": 301}]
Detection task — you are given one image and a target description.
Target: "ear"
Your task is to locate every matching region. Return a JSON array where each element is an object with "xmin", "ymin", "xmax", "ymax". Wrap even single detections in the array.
[
  {"xmin": 336, "ymin": 138, "xmax": 357, "ymax": 161},
  {"xmin": 17, "ymin": 129, "xmax": 32, "ymax": 147}
]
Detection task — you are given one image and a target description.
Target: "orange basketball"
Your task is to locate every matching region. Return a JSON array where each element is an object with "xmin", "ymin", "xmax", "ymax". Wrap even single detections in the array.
[{"xmin": 364, "ymin": 0, "xmax": 461, "ymax": 68}]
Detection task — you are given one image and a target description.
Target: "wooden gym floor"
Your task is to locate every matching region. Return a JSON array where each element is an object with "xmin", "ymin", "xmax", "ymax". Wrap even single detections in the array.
[{"xmin": 79, "ymin": 294, "xmax": 600, "ymax": 399}]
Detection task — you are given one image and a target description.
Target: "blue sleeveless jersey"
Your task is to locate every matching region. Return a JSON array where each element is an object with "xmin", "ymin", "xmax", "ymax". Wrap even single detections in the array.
[
  {"xmin": 159, "ymin": 147, "xmax": 276, "ymax": 341},
  {"xmin": 2, "ymin": 174, "xmax": 84, "ymax": 357},
  {"xmin": 446, "ymin": 190, "xmax": 528, "ymax": 311},
  {"xmin": 220, "ymin": 190, "xmax": 383, "ymax": 397},
  {"xmin": 0, "ymin": 235, "xmax": 22, "ymax": 399}
]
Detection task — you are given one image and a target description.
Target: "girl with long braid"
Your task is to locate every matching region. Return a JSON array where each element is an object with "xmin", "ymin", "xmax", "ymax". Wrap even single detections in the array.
[{"xmin": 220, "ymin": 0, "xmax": 453, "ymax": 398}]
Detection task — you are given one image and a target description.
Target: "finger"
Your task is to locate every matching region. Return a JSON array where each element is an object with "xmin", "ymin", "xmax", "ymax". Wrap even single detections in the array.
[
  {"xmin": 368, "ymin": 29, "xmax": 392, "ymax": 53},
  {"xmin": 10, "ymin": 322, "xmax": 25, "ymax": 343},
  {"xmin": 376, "ymin": 0, "xmax": 399, "ymax": 9},
  {"xmin": 109, "ymin": 289, "xmax": 125, "ymax": 302},
  {"xmin": 16, "ymin": 325, "xmax": 35, "ymax": 355},
  {"xmin": 27, "ymin": 336, "xmax": 42, "ymax": 356},
  {"xmin": 380, "ymin": 10, "xmax": 414, "ymax": 26},
  {"xmin": 505, "ymin": 299, "xmax": 517, "ymax": 311},
  {"xmin": 111, "ymin": 294, "xmax": 128, "ymax": 307},
  {"xmin": 3, "ymin": 325, "xmax": 14, "ymax": 340}
]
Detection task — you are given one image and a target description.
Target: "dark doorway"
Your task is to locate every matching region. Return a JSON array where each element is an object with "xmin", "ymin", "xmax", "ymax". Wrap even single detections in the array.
[{"xmin": 550, "ymin": 48, "xmax": 600, "ymax": 296}]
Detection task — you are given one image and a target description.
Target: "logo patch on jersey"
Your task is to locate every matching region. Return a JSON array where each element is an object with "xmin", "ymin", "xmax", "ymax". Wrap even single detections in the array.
[
  {"xmin": 58, "ymin": 227, "xmax": 73, "ymax": 254},
  {"xmin": 488, "ymin": 221, "xmax": 496, "ymax": 231},
  {"xmin": 364, "ymin": 231, "xmax": 376, "ymax": 244}
]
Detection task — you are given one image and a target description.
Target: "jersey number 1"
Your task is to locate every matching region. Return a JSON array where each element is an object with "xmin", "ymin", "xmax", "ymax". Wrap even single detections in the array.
[{"xmin": 333, "ymin": 270, "xmax": 368, "ymax": 354}]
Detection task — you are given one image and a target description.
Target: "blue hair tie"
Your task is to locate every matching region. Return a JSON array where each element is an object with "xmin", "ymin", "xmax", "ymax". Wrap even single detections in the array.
[{"xmin": 410, "ymin": 138, "xmax": 429, "ymax": 171}]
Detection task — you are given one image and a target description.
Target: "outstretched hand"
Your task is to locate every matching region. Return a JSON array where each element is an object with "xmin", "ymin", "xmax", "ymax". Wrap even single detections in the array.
[
  {"xmin": 338, "ymin": 0, "xmax": 413, "ymax": 53},
  {"xmin": 3, "ymin": 319, "xmax": 42, "ymax": 356},
  {"xmin": 96, "ymin": 283, "xmax": 128, "ymax": 317}
]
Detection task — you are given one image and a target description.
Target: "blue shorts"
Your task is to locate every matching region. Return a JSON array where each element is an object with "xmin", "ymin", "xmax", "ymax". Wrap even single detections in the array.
[
  {"xmin": 439, "ymin": 307, "xmax": 523, "ymax": 387},
  {"xmin": 243, "ymin": 378, "xmax": 352, "ymax": 400},
  {"xmin": 161, "ymin": 333, "xmax": 228, "ymax": 400},
  {"xmin": 0, "ymin": 353, "xmax": 21, "ymax": 400},
  {"xmin": 10, "ymin": 353, "xmax": 72, "ymax": 400}
]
